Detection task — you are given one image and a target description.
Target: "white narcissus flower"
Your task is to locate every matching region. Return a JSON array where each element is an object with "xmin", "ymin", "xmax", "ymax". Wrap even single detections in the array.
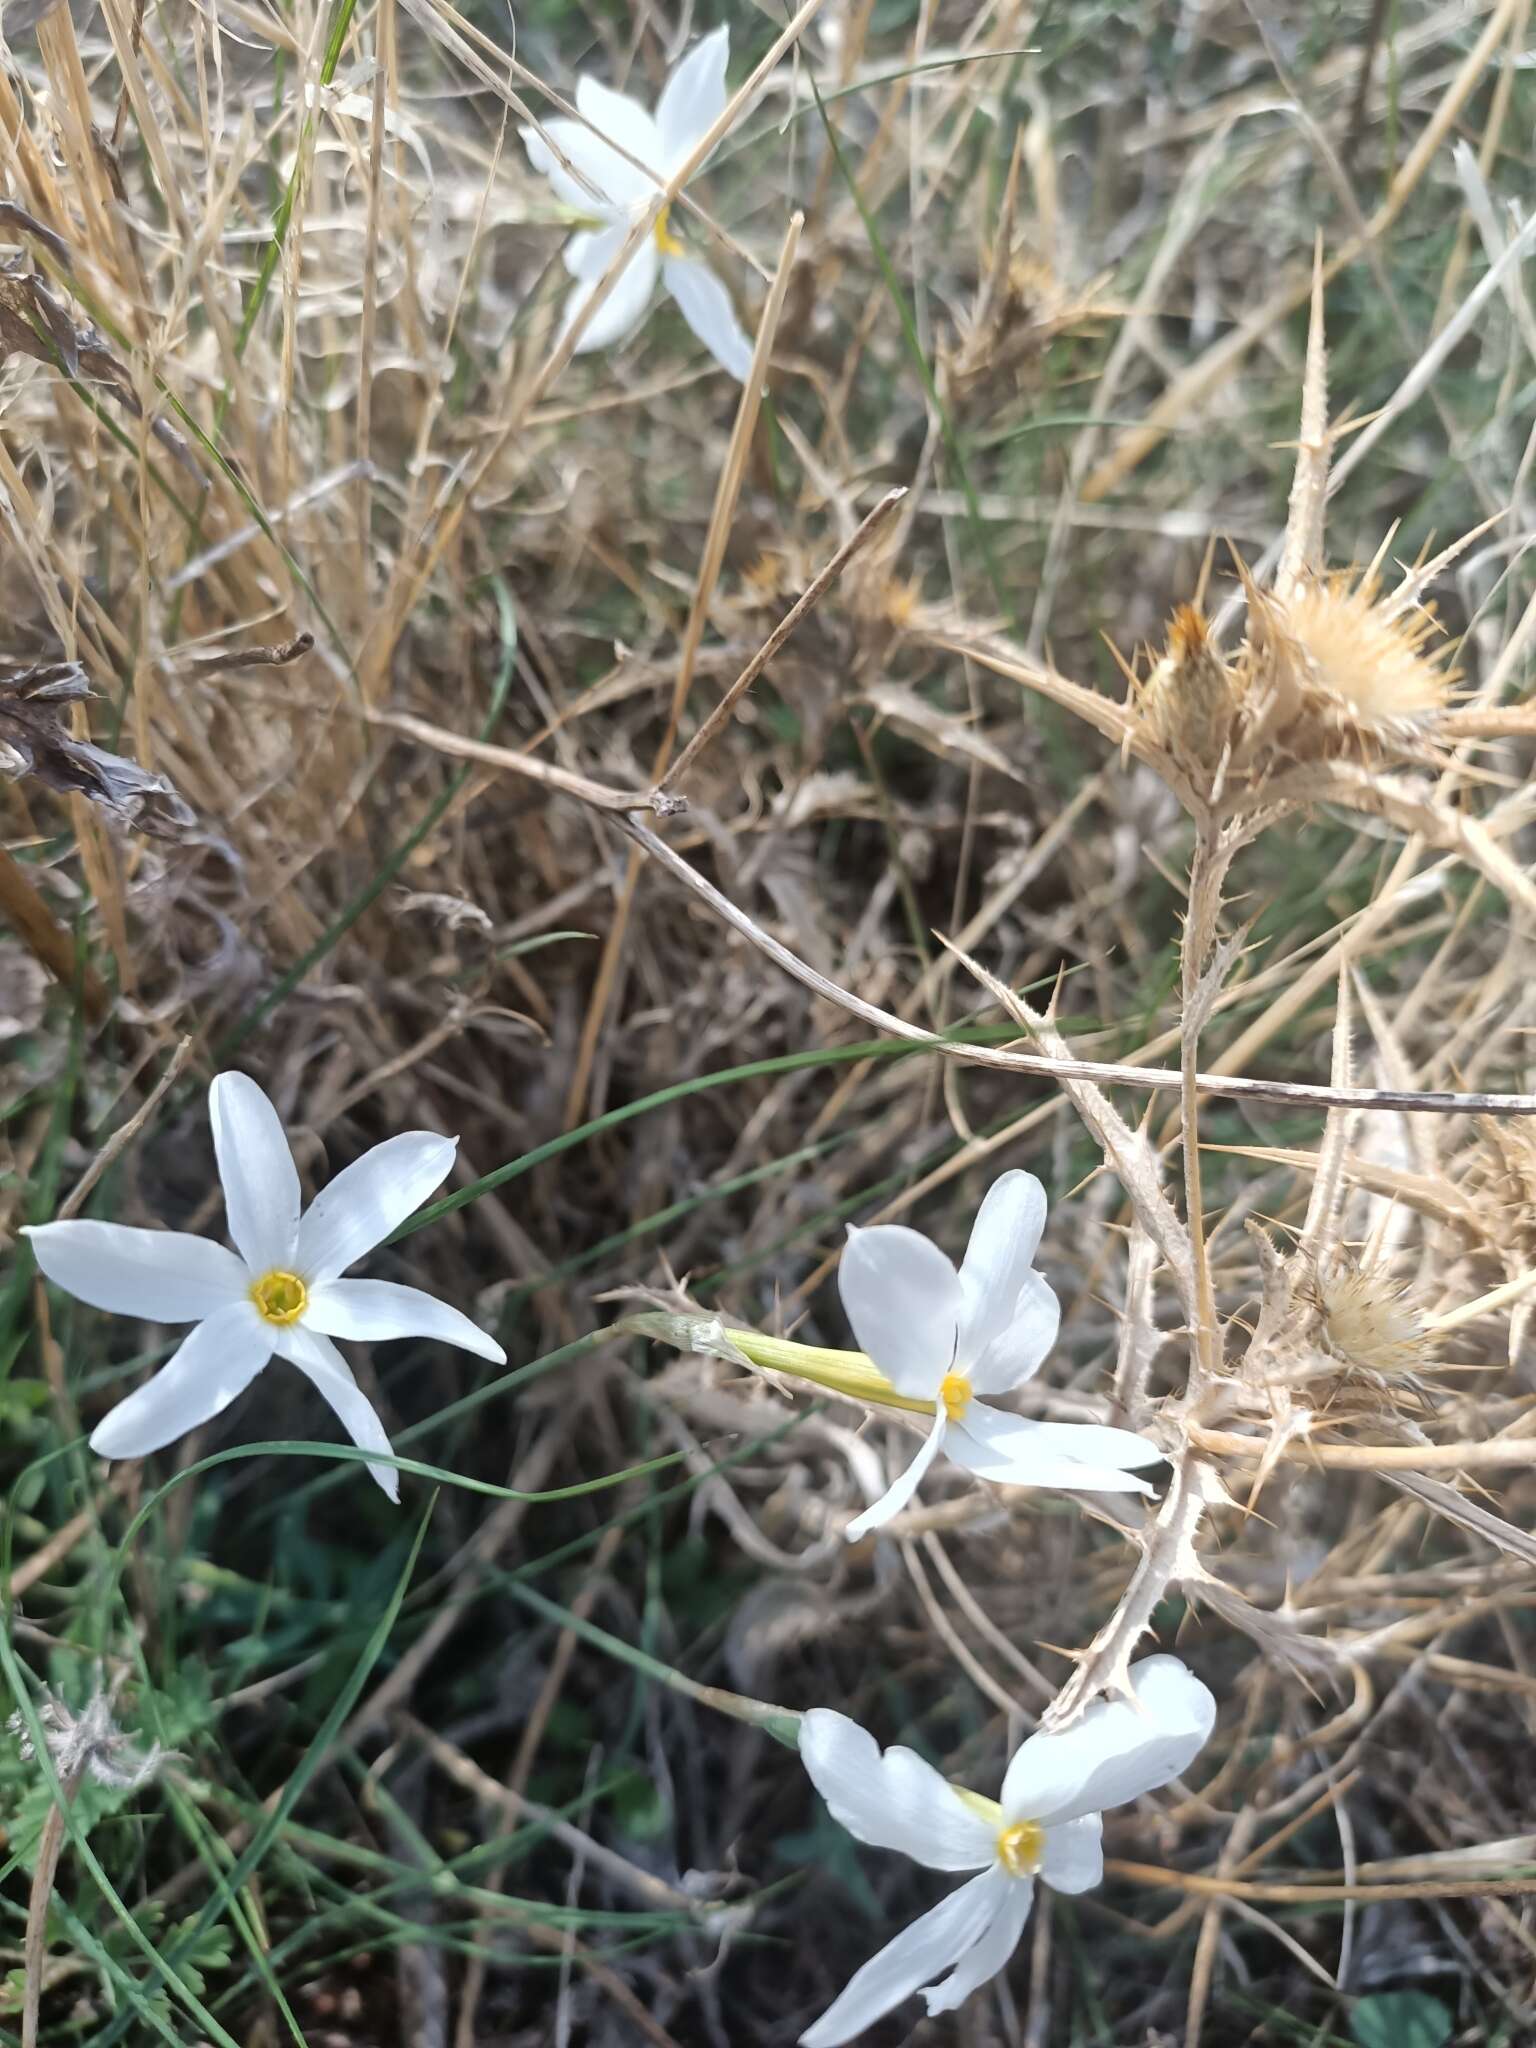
[
  {"xmin": 23, "ymin": 1072, "xmax": 506, "ymax": 1500},
  {"xmin": 798, "ymin": 1655, "xmax": 1217, "ymax": 2045},
  {"xmin": 520, "ymin": 26, "xmax": 754, "ymax": 381},
  {"xmin": 837, "ymin": 1170, "xmax": 1163, "ymax": 1538}
]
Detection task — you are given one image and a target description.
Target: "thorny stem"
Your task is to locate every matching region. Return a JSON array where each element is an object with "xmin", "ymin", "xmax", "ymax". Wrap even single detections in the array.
[
  {"xmin": 1180, "ymin": 817, "xmax": 1236, "ymax": 1391},
  {"xmin": 1042, "ymin": 1455, "xmax": 1222, "ymax": 1731},
  {"xmin": 23, "ymin": 1761, "xmax": 85, "ymax": 2048},
  {"xmin": 1104, "ymin": 1862, "xmax": 1536, "ymax": 1906},
  {"xmin": 1188, "ymin": 1428, "xmax": 1536, "ymax": 1473},
  {"xmin": 1065, "ymin": 817, "xmax": 1242, "ymax": 1741}
]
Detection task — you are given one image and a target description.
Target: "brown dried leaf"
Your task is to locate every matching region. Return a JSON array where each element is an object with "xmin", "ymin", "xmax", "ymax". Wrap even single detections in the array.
[
  {"xmin": 861, "ymin": 680, "xmax": 1024, "ymax": 781},
  {"xmin": 0, "ymin": 269, "xmax": 196, "ymax": 472},
  {"xmin": 912, "ymin": 613, "xmax": 1136, "ymax": 749},
  {"xmin": 1387, "ymin": 1472, "xmax": 1536, "ymax": 1567},
  {"xmin": 1210, "ymin": 1141, "xmax": 1481, "ymax": 1236},
  {"xmin": 1197, "ymin": 1576, "xmax": 1346, "ymax": 1680}
]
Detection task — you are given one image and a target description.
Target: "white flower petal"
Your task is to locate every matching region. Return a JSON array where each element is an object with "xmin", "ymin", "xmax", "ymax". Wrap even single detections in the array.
[
  {"xmin": 1038, "ymin": 1813, "xmax": 1104, "ymax": 1894},
  {"xmin": 564, "ymin": 219, "xmax": 628, "ymax": 281},
  {"xmin": 89, "ymin": 1301, "xmax": 272, "ymax": 1460},
  {"xmin": 295, "ymin": 1132, "xmax": 457, "ymax": 1283},
  {"xmin": 949, "ymin": 1404, "xmax": 1156, "ymax": 1494},
  {"xmin": 274, "ymin": 1323, "xmax": 400, "ymax": 1501},
  {"xmin": 844, "ymin": 1414, "xmax": 948, "ymax": 1541},
  {"xmin": 656, "ymin": 25, "xmax": 729, "ymax": 169},
  {"xmin": 574, "ymin": 74, "xmax": 663, "ymax": 185},
  {"xmin": 921, "ymin": 1870, "xmax": 1033, "ymax": 2014},
  {"xmin": 304, "ymin": 1279, "xmax": 505, "ymax": 1364},
  {"xmin": 662, "ymin": 254, "xmax": 753, "ymax": 381},
  {"xmin": 967, "ymin": 1272, "xmax": 1061, "ymax": 1394},
  {"xmin": 210, "ymin": 1071, "xmax": 301, "ymax": 1274},
  {"xmin": 1001, "ymin": 1656, "xmax": 1216, "ymax": 1827},
  {"xmin": 24, "ymin": 1220, "xmax": 248, "ymax": 1323},
  {"xmin": 837, "ymin": 1223, "xmax": 961, "ymax": 1395},
  {"xmin": 957, "ymin": 1170, "xmax": 1048, "ymax": 1366},
  {"xmin": 959, "ymin": 1401, "xmax": 1163, "ymax": 1471},
  {"xmin": 521, "ymin": 117, "xmax": 640, "ymax": 211},
  {"xmin": 799, "ymin": 1867, "xmax": 1011, "ymax": 2048},
  {"xmin": 799, "ymin": 1709, "xmax": 997, "ymax": 1872},
  {"xmin": 561, "ymin": 237, "xmax": 660, "ymax": 353}
]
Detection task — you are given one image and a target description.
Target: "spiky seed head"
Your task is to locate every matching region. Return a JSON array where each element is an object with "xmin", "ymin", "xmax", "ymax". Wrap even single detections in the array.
[
  {"xmin": 1313, "ymin": 1258, "xmax": 1430, "ymax": 1377},
  {"xmin": 1240, "ymin": 572, "xmax": 1456, "ymax": 755},
  {"xmin": 1140, "ymin": 604, "xmax": 1234, "ymax": 777}
]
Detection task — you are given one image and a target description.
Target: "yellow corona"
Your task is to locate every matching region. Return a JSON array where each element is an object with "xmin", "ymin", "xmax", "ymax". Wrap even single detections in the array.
[{"xmin": 250, "ymin": 1271, "xmax": 308, "ymax": 1326}]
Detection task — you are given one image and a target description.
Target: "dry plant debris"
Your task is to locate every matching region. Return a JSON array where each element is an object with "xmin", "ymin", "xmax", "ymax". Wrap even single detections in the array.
[{"xmin": 3, "ymin": 3, "xmax": 1536, "ymax": 2045}]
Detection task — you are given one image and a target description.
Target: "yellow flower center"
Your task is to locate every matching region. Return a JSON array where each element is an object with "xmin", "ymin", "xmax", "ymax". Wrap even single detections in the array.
[
  {"xmin": 250, "ymin": 1269, "xmax": 308, "ymax": 1326},
  {"xmin": 653, "ymin": 204, "xmax": 683, "ymax": 257},
  {"xmin": 939, "ymin": 1371, "xmax": 972, "ymax": 1422},
  {"xmin": 996, "ymin": 1819, "xmax": 1044, "ymax": 1878}
]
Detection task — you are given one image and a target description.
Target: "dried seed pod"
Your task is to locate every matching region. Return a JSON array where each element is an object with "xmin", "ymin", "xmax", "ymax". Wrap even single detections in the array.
[
  {"xmin": 1139, "ymin": 603, "xmax": 1235, "ymax": 779},
  {"xmin": 1312, "ymin": 1255, "xmax": 1431, "ymax": 1377},
  {"xmin": 1238, "ymin": 571, "xmax": 1456, "ymax": 762}
]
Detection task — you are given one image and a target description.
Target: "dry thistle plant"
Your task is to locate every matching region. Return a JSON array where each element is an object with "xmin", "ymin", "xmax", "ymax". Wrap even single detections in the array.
[
  {"xmin": 626, "ymin": 250, "xmax": 1536, "ymax": 2043},
  {"xmin": 5, "ymin": 2, "xmax": 1536, "ymax": 2043}
]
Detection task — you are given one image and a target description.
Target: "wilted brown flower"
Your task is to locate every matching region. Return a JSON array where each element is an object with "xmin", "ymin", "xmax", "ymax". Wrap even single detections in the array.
[{"xmin": 0, "ymin": 660, "xmax": 194, "ymax": 839}]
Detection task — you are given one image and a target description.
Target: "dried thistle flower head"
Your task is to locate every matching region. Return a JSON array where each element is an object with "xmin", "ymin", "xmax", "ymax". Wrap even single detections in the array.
[
  {"xmin": 1239, "ymin": 570, "xmax": 1456, "ymax": 755},
  {"xmin": 9, "ymin": 1687, "xmax": 168, "ymax": 1791},
  {"xmin": 923, "ymin": 260, "xmax": 1536, "ymax": 920},
  {"xmin": 1138, "ymin": 603, "xmax": 1234, "ymax": 779},
  {"xmin": 1312, "ymin": 1256, "xmax": 1431, "ymax": 1378},
  {"xmin": 948, "ymin": 252, "xmax": 1110, "ymax": 391}
]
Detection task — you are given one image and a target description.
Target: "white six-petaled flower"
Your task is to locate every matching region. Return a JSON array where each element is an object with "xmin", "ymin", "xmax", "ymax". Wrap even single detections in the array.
[
  {"xmin": 798, "ymin": 1655, "xmax": 1217, "ymax": 2045},
  {"xmin": 837, "ymin": 1170, "xmax": 1163, "ymax": 1538},
  {"xmin": 23, "ymin": 1072, "xmax": 505, "ymax": 1500},
  {"xmin": 521, "ymin": 26, "xmax": 754, "ymax": 380}
]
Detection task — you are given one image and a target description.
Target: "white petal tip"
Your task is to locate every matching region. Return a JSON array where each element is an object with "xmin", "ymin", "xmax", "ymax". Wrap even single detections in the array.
[
  {"xmin": 373, "ymin": 1469, "xmax": 402, "ymax": 1503},
  {"xmin": 842, "ymin": 1504, "xmax": 890, "ymax": 1544}
]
